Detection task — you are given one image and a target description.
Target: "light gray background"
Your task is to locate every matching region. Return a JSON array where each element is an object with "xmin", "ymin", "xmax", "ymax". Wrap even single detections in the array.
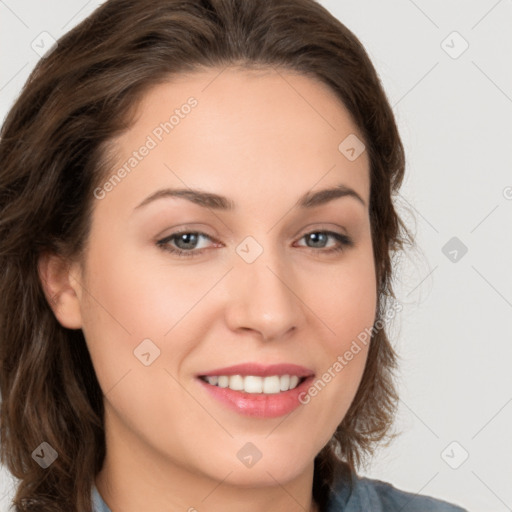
[{"xmin": 1, "ymin": 1, "xmax": 511, "ymax": 511}]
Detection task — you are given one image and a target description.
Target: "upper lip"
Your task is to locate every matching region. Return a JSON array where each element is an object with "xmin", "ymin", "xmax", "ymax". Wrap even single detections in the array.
[{"xmin": 197, "ymin": 363, "xmax": 315, "ymax": 378}]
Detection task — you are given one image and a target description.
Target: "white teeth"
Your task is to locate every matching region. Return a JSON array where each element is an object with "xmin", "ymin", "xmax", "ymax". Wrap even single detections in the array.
[
  {"xmin": 244, "ymin": 375, "xmax": 263, "ymax": 393},
  {"xmin": 217, "ymin": 376, "xmax": 229, "ymax": 388},
  {"xmin": 263, "ymin": 375, "xmax": 281, "ymax": 394},
  {"xmin": 229, "ymin": 375, "xmax": 244, "ymax": 391},
  {"xmin": 279, "ymin": 374, "xmax": 290, "ymax": 391},
  {"xmin": 202, "ymin": 374, "xmax": 304, "ymax": 394},
  {"xmin": 289, "ymin": 375, "xmax": 299, "ymax": 389}
]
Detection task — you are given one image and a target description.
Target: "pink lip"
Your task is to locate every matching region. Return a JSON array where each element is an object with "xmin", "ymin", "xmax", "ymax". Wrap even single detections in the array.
[
  {"xmin": 196, "ymin": 363, "xmax": 315, "ymax": 418},
  {"xmin": 197, "ymin": 363, "xmax": 314, "ymax": 378}
]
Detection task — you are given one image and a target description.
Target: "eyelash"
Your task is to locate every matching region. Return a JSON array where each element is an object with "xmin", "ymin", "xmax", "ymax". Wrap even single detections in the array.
[{"xmin": 156, "ymin": 229, "xmax": 353, "ymax": 258}]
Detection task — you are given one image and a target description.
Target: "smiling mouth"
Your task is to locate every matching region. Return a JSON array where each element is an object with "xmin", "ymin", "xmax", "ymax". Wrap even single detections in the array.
[{"xmin": 198, "ymin": 374, "xmax": 307, "ymax": 394}]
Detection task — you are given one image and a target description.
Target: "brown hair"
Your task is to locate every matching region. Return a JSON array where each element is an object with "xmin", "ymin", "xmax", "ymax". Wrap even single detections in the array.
[{"xmin": 0, "ymin": 0, "xmax": 412, "ymax": 510}]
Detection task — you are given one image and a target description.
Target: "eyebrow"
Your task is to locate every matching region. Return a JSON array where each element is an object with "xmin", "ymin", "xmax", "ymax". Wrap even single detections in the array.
[{"xmin": 133, "ymin": 183, "xmax": 366, "ymax": 212}]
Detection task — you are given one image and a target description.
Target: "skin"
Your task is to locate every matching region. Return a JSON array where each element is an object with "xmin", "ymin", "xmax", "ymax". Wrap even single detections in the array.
[{"xmin": 39, "ymin": 66, "xmax": 376, "ymax": 512}]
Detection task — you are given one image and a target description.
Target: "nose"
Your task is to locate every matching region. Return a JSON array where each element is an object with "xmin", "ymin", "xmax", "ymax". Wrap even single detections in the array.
[{"xmin": 224, "ymin": 245, "xmax": 303, "ymax": 342}]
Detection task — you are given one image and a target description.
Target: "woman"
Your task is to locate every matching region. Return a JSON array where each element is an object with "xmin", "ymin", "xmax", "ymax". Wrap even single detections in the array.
[{"xmin": 0, "ymin": 0, "xmax": 467, "ymax": 511}]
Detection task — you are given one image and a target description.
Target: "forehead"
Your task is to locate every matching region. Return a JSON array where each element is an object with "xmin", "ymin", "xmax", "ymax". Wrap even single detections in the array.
[
  {"xmin": 101, "ymin": 66, "xmax": 370, "ymax": 216},
  {"xmin": 132, "ymin": 65, "xmax": 366, "ymax": 149}
]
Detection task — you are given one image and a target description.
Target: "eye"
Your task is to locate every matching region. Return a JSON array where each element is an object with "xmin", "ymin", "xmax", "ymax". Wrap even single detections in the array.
[
  {"xmin": 156, "ymin": 230, "xmax": 217, "ymax": 258},
  {"xmin": 295, "ymin": 230, "xmax": 353, "ymax": 254},
  {"xmin": 156, "ymin": 229, "xmax": 353, "ymax": 258}
]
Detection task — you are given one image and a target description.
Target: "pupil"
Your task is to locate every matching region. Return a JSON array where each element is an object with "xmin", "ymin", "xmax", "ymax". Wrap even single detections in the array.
[
  {"xmin": 176, "ymin": 233, "xmax": 198, "ymax": 249},
  {"xmin": 308, "ymin": 232, "xmax": 326, "ymax": 248}
]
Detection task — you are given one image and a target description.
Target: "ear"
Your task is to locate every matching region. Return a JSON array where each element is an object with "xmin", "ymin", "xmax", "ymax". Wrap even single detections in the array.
[{"xmin": 38, "ymin": 252, "xmax": 83, "ymax": 329}]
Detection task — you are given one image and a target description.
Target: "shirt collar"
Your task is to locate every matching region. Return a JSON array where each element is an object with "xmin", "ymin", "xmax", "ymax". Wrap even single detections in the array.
[
  {"xmin": 91, "ymin": 464, "xmax": 356, "ymax": 512},
  {"xmin": 91, "ymin": 484, "xmax": 112, "ymax": 512}
]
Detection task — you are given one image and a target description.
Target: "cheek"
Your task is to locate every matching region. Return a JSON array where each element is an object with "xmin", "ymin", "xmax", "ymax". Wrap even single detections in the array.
[
  {"xmin": 307, "ymin": 247, "xmax": 377, "ymax": 354},
  {"xmin": 77, "ymin": 233, "xmax": 186, "ymax": 390},
  {"xmin": 296, "ymin": 247, "xmax": 376, "ymax": 432}
]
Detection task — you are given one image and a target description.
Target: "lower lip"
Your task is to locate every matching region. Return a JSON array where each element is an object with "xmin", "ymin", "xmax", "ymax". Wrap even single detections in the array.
[{"xmin": 197, "ymin": 376, "xmax": 315, "ymax": 418}]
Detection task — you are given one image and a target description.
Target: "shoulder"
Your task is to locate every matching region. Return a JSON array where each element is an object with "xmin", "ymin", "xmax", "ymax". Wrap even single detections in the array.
[
  {"xmin": 354, "ymin": 476, "xmax": 467, "ymax": 512},
  {"xmin": 325, "ymin": 467, "xmax": 467, "ymax": 512}
]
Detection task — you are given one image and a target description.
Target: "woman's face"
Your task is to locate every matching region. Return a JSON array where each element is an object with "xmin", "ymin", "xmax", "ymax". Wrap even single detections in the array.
[{"xmin": 68, "ymin": 67, "xmax": 376, "ymax": 487}]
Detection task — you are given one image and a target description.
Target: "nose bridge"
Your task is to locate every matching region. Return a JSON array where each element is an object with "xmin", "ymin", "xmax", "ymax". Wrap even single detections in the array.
[{"xmin": 225, "ymin": 234, "xmax": 302, "ymax": 340}]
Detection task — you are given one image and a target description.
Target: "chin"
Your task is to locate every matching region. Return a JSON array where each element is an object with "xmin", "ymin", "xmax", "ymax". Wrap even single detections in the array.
[{"xmin": 193, "ymin": 441, "xmax": 316, "ymax": 488}]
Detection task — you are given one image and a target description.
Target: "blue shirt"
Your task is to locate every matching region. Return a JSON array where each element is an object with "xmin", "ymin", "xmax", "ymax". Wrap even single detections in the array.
[{"xmin": 91, "ymin": 469, "xmax": 467, "ymax": 511}]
